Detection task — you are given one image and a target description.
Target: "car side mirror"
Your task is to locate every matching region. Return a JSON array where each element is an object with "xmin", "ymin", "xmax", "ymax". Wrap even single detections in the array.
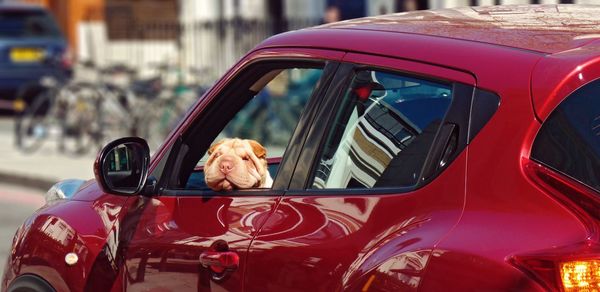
[{"xmin": 94, "ymin": 137, "xmax": 150, "ymax": 195}]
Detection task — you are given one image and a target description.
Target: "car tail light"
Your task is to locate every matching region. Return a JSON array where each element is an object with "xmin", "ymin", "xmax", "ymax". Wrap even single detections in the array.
[
  {"xmin": 515, "ymin": 159, "xmax": 600, "ymax": 291},
  {"xmin": 523, "ymin": 159, "xmax": 600, "ymax": 232},
  {"xmin": 560, "ymin": 260, "xmax": 600, "ymax": 291},
  {"xmin": 511, "ymin": 242, "xmax": 600, "ymax": 292}
]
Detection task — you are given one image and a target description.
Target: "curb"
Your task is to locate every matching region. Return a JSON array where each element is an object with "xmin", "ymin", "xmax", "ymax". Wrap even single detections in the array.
[{"xmin": 0, "ymin": 171, "xmax": 57, "ymax": 192}]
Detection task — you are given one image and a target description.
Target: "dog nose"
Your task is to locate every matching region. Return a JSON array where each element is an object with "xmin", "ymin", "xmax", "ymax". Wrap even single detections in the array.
[{"xmin": 219, "ymin": 157, "xmax": 234, "ymax": 174}]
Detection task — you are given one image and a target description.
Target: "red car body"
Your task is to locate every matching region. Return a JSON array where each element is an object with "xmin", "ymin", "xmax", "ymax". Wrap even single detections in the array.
[{"xmin": 4, "ymin": 5, "xmax": 600, "ymax": 292}]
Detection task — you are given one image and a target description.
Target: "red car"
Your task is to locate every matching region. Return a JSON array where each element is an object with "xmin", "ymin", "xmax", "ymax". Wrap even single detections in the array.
[{"xmin": 4, "ymin": 4, "xmax": 600, "ymax": 292}]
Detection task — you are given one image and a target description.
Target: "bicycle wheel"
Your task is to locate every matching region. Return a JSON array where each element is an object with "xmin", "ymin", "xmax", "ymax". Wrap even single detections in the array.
[
  {"xmin": 56, "ymin": 83, "xmax": 102, "ymax": 156},
  {"xmin": 14, "ymin": 89, "xmax": 55, "ymax": 153}
]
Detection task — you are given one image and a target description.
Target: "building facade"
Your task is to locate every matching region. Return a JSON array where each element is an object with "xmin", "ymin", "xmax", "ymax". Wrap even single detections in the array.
[{"xmin": 14, "ymin": 0, "xmax": 600, "ymax": 84}]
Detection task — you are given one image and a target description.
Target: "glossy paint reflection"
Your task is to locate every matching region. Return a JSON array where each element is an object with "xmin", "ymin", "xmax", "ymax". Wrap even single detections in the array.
[
  {"xmin": 342, "ymin": 216, "xmax": 430, "ymax": 284},
  {"xmin": 3, "ymin": 189, "xmax": 129, "ymax": 292},
  {"xmin": 354, "ymin": 250, "xmax": 431, "ymax": 291},
  {"xmin": 246, "ymin": 195, "xmax": 444, "ymax": 292},
  {"xmin": 19, "ymin": 214, "xmax": 88, "ymax": 268},
  {"xmin": 123, "ymin": 194, "xmax": 281, "ymax": 291},
  {"xmin": 256, "ymin": 197, "xmax": 379, "ymax": 247},
  {"xmin": 19, "ymin": 214, "xmax": 88, "ymax": 291},
  {"xmin": 245, "ymin": 153, "xmax": 467, "ymax": 292}
]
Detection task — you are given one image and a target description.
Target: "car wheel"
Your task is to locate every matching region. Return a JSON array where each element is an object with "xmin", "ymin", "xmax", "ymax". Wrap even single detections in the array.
[{"xmin": 7, "ymin": 274, "xmax": 55, "ymax": 292}]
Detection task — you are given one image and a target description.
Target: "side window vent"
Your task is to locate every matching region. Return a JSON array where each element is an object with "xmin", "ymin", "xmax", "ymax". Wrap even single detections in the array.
[{"xmin": 468, "ymin": 88, "xmax": 500, "ymax": 144}]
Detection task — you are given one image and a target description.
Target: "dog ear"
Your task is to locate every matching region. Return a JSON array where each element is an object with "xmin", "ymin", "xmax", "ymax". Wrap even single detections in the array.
[
  {"xmin": 208, "ymin": 139, "xmax": 227, "ymax": 155},
  {"xmin": 246, "ymin": 139, "xmax": 267, "ymax": 159}
]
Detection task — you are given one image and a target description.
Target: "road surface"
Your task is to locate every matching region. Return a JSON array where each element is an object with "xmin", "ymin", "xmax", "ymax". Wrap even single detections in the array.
[{"xmin": 0, "ymin": 183, "xmax": 45, "ymax": 279}]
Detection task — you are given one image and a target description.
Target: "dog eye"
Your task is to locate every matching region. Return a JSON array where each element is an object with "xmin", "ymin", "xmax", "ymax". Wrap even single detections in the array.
[{"xmin": 242, "ymin": 156, "xmax": 249, "ymax": 161}]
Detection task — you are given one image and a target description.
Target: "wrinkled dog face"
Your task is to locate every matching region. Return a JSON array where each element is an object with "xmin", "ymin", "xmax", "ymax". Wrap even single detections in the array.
[{"xmin": 204, "ymin": 138, "xmax": 273, "ymax": 191}]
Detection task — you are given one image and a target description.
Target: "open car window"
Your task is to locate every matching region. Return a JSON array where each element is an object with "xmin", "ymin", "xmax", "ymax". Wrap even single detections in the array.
[{"xmin": 181, "ymin": 65, "xmax": 325, "ymax": 191}]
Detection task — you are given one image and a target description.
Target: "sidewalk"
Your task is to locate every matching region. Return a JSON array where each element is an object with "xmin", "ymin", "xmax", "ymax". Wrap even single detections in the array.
[{"xmin": 0, "ymin": 118, "xmax": 95, "ymax": 191}]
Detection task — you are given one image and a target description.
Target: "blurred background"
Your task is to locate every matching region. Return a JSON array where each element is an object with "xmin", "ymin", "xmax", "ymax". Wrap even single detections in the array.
[
  {"xmin": 0, "ymin": 0, "xmax": 600, "ymax": 276},
  {"xmin": 15, "ymin": 0, "xmax": 600, "ymax": 78}
]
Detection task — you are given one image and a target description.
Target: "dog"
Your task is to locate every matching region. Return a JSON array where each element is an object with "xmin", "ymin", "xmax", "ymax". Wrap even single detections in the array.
[{"xmin": 204, "ymin": 138, "xmax": 273, "ymax": 191}]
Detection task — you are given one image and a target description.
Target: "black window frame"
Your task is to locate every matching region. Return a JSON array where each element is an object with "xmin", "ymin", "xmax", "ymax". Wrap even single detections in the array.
[{"xmin": 150, "ymin": 58, "xmax": 340, "ymax": 197}]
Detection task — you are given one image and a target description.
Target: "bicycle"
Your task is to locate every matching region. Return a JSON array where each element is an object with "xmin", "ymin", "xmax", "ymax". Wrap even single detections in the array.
[
  {"xmin": 138, "ymin": 63, "xmax": 209, "ymax": 151},
  {"xmin": 14, "ymin": 76, "xmax": 102, "ymax": 155},
  {"xmin": 81, "ymin": 62, "xmax": 140, "ymax": 145},
  {"xmin": 63, "ymin": 62, "xmax": 157, "ymax": 151}
]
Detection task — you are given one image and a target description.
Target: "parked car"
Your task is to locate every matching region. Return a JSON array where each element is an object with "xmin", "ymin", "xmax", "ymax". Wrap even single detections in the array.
[
  {"xmin": 0, "ymin": 3, "xmax": 72, "ymax": 113},
  {"xmin": 4, "ymin": 4, "xmax": 600, "ymax": 291}
]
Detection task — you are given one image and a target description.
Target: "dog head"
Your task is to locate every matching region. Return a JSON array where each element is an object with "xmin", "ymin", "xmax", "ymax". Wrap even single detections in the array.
[{"xmin": 204, "ymin": 138, "xmax": 273, "ymax": 191}]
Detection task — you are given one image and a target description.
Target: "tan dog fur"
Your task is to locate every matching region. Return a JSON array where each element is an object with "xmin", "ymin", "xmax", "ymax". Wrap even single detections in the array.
[{"xmin": 204, "ymin": 138, "xmax": 273, "ymax": 191}]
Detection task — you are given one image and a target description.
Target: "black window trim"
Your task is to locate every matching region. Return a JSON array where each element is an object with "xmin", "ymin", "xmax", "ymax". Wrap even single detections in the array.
[
  {"xmin": 467, "ymin": 88, "xmax": 500, "ymax": 144},
  {"xmin": 530, "ymin": 156, "xmax": 600, "ymax": 196},
  {"xmin": 288, "ymin": 63, "xmax": 356, "ymax": 189},
  {"xmin": 161, "ymin": 188, "xmax": 285, "ymax": 198}
]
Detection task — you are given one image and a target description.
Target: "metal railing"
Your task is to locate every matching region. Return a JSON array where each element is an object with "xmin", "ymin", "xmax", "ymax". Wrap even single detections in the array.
[{"xmin": 81, "ymin": 18, "xmax": 322, "ymax": 87}]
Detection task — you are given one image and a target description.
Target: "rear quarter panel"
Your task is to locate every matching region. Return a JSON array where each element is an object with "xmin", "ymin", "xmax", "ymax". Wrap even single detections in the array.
[{"xmin": 421, "ymin": 41, "xmax": 591, "ymax": 290}]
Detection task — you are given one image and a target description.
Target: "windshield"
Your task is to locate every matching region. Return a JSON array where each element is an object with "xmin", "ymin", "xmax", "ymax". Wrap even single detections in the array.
[{"xmin": 0, "ymin": 9, "xmax": 62, "ymax": 38}]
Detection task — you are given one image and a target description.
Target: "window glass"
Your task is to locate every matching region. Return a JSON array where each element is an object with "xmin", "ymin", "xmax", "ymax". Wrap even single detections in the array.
[
  {"xmin": 219, "ymin": 68, "xmax": 322, "ymax": 157},
  {"xmin": 0, "ymin": 10, "xmax": 62, "ymax": 38},
  {"xmin": 531, "ymin": 79, "xmax": 600, "ymax": 192},
  {"xmin": 186, "ymin": 67, "xmax": 323, "ymax": 190},
  {"xmin": 311, "ymin": 70, "xmax": 452, "ymax": 189}
]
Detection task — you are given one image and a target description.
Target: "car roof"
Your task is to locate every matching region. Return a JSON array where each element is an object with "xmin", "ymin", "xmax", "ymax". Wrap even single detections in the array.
[
  {"xmin": 255, "ymin": 5, "xmax": 600, "ymax": 122},
  {"xmin": 316, "ymin": 4, "xmax": 600, "ymax": 55}
]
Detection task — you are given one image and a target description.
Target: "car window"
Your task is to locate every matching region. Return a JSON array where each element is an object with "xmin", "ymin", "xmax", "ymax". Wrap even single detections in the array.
[
  {"xmin": 531, "ymin": 78, "xmax": 600, "ymax": 193},
  {"xmin": 0, "ymin": 10, "xmax": 61, "ymax": 38},
  {"xmin": 310, "ymin": 69, "xmax": 452, "ymax": 189},
  {"xmin": 183, "ymin": 66, "xmax": 324, "ymax": 190},
  {"xmin": 216, "ymin": 68, "xmax": 323, "ymax": 158}
]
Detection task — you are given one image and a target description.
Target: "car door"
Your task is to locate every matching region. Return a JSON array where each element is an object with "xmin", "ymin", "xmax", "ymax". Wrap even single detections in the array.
[
  {"xmin": 119, "ymin": 49, "xmax": 344, "ymax": 291},
  {"xmin": 244, "ymin": 53, "xmax": 476, "ymax": 291}
]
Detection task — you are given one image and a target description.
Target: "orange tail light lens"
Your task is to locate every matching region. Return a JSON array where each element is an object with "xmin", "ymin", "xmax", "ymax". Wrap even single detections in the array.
[{"xmin": 560, "ymin": 260, "xmax": 600, "ymax": 291}]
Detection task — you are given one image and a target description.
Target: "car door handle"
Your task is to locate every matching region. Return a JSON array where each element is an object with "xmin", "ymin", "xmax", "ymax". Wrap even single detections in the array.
[{"xmin": 199, "ymin": 251, "xmax": 239, "ymax": 273}]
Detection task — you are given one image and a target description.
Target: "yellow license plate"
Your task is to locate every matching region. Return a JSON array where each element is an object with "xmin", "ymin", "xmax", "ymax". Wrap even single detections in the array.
[{"xmin": 10, "ymin": 48, "xmax": 45, "ymax": 63}]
